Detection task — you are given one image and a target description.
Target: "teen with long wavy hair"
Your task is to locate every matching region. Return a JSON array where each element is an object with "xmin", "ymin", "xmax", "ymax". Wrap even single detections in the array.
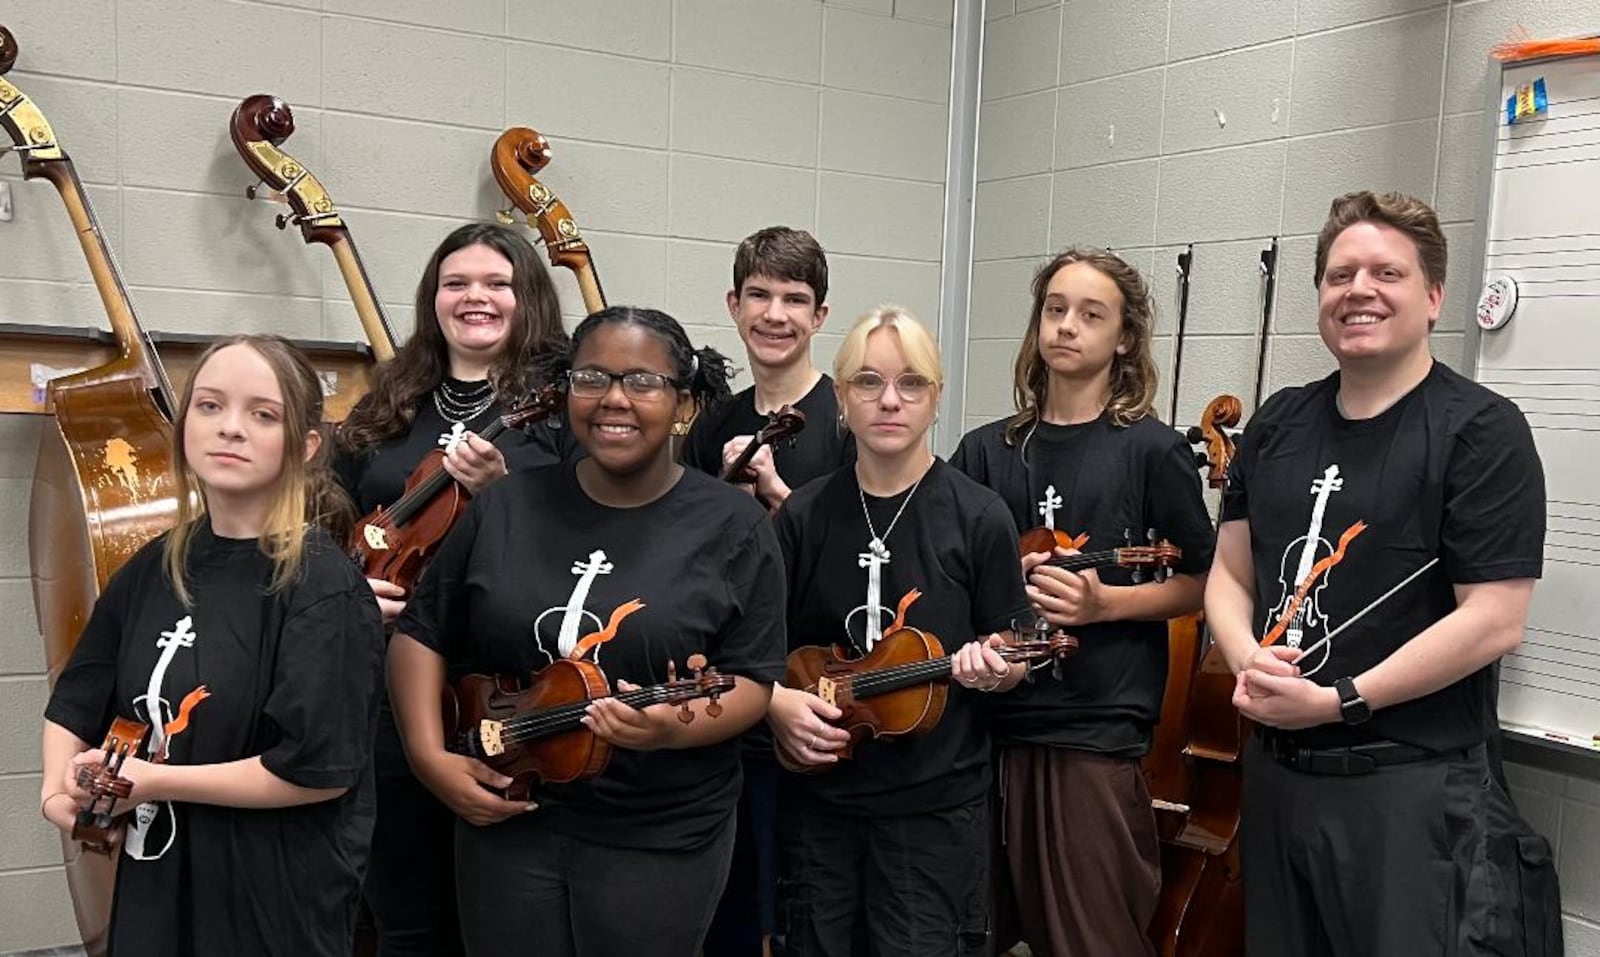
[{"xmin": 951, "ymin": 249, "xmax": 1214, "ymax": 956}]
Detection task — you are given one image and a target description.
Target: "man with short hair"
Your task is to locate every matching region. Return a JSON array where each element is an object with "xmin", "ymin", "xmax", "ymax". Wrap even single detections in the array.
[{"xmin": 1206, "ymin": 190, "xmax": 1561, "ymax": 954}]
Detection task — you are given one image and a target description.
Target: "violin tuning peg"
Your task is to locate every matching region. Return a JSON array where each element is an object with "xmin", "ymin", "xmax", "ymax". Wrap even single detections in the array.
[
  {"xmin": 706, "ymin": 698, "xmax": 724, "ymax": 719},
  {"xmin": 687, "ymin": 653, "xmax": 708, "ymax": 676},
  {"xmin": 677, "ymin": 701, "xmax": 695, "ymax": 725},
  {"xmin": 666, "ymin": 659, "xmax": 679, "ymax": 683}
]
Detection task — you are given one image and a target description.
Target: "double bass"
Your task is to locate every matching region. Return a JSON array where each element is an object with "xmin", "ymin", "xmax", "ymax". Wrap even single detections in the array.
[{"xmin": 4, "ymin": 25, "xmax": 179, "ymax": 956}]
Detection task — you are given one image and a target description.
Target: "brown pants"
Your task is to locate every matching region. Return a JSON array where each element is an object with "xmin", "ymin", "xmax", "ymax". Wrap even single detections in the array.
[{"xmin": 992, "ymin": 746, "xmax": 1160, "ymax": 957}]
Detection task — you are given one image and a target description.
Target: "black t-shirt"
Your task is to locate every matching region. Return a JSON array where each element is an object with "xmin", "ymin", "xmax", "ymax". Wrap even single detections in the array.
[
  {"xmin": 773, "ymin": 460, "xmax": 1030, "ymax": 814},
  {"xmin": 1221, "ymin": 362, "xmax": 1545, "ymax": 751},
  {"xmin": 335, "ymin": 381, "xmax": 571, "ymax": 516},
  {"xmin": 950, "ymin": 414, "xmax": 1217, "ymax": 754},
  {"xmin": 397, "ymin": 462, "xmax": 787, "ymax": 850},
  {"xmin": 682, "ymin": 375, "xmax": 856, "ymax": 490},
  {"xmin": 43, "ymin": 522, "xmax": 385, "ymax": 957}
]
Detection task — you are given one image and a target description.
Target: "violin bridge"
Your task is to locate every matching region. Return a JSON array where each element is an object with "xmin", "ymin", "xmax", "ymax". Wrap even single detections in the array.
[
  {"xmin": 478, "ymin": 719, "xmax": 504, "ymax": 757},
  {"xmin": 816, "ymin": 676, "xmax": 837, "ymax": 706}
]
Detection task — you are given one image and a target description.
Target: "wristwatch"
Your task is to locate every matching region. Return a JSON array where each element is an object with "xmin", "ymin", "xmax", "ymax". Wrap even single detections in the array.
[{"xmin": 1334, "ymin": 677, "xmax": 1371, "ymax": 725}]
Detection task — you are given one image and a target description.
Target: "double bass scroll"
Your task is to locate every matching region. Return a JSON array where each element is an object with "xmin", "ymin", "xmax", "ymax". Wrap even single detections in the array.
[
  {"xmin": 228, "ymin": 94, "xmax": 399, "ymax": 361},
  {"xmin": 491, "ymin": 126, "xmax": 608, "ymax": 316}
]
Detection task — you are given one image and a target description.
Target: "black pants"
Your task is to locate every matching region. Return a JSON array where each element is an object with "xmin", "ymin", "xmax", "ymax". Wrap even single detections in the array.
[
  {"xmin": 362, "ymin": 708, "xmax": 463, "ymax": 957},
  {"xmin": 777, "ymin": 796, "xmax": 989, "ymax": 957},
  {"xmin": 1242, "ymin": 735, "xmax": 1562, "ymax": 956},
  {"xmin": 704, "ymin": 757, "xmax": 782, "ymax": 956},
  {"xmin": 454, "ymin": 812, "xmax": 736, "ymax": 957}
]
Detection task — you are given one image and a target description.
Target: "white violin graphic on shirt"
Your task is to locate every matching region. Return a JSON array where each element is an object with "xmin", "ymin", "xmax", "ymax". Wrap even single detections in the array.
[
  {"xmin": 126, "ymin": 616, "xmax": 207, "ymax": 862},
  {"xmin": 1263, "ymin": 465, "xmax": 1367, "ymax": 674},
  {"xmin": 530, "ymin": 550, "xmax": 646, "ymax": 666}
]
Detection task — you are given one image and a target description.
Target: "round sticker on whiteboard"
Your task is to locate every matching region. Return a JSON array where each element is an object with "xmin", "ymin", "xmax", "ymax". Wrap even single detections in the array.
[{"xmin": 1476, "ymin": 276, "xmax": 1518, "ymax": 331}]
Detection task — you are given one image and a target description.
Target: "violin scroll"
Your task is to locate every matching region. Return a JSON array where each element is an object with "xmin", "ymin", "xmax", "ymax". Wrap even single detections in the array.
[
  {"xmin": 0, "ymin": 26, "xmax": 17, "ymax": 76},
  {"xmin": 501, "ymin": 385, "xmax": 566, "ymax": 431},
  {"xmin": 490, "ymin": 126, "xmax": 607, "ymax": 313},
  {"xmin": 70, "ymin": 716, "xmax": 151, "ymax": 854},
  {"xmin": 665, "ymin": 653, "xmax": 733, "ymax": 724}
]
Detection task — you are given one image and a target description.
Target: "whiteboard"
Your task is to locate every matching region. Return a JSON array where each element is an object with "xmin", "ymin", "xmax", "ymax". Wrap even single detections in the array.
[{"xmin": 1468, "ymin": 51, "xmax": 1600, "ymax": 753}]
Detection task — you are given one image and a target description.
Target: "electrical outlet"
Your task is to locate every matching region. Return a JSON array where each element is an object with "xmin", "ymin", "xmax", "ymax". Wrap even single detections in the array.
[{"xmin": 0, "ymin": 182, "xmax": 12, "ymax": 222}]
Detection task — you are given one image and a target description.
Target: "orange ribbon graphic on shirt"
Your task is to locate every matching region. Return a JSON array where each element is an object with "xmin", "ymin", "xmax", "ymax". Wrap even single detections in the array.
[
  {"xmin": 570, "ymin": 599, "xmax": 646, "ymax": 661},
  {"xmin": 887, "ymin": 588, "xmax": 923, "ymax": 634},
  {"xmin": 1261, "ymin": 521, "xmax": 1368, "ymax": 648},
  {"xmin": 155, "ymin": 685, "xmax": 211, "ymax": 761}
]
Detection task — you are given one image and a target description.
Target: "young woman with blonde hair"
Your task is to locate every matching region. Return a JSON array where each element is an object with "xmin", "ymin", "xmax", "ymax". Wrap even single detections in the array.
[
  {"xmin": 41, "ymin": 334, "xmax": 384, "ymax": 956},
  {"xmin": 770, "ymin": 306, "xmax": 1030, "ymax": 955}
]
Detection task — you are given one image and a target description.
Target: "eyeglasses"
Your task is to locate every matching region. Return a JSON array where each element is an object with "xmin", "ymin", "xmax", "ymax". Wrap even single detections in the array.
[
  {"xmin": 846, "ymin": 371, "xmax": 935, "ymax": 403},
  {"xmin": 567, "ymin": 369, "xmax": 679, "ymax": 399}
]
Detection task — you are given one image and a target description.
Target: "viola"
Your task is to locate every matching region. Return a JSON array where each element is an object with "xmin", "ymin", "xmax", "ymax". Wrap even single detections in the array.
[
  {"xmin": 70, "ymin": 717, "xmax": 150, "ymax": 854},
  {"xmin": 721, "ymin": 405, "xmax": 806, "ymax": 498},
  {"xmin": 6, "ymin": 29, "xmax": 179, "ymax": 955},
  {"xmin": 781, "ymin": 627, "xmax": 1079, "ymax": 771},
  {"xmin": 490, "ymin": 126, "xmax": 607, "ymax": 315},
  {"xmin": 446, "ymin": 655, "xmax": 733, "ymax": 801},
  {"xmin": 229, "ymin": 94, "xmax": 399, "ymax": 361},
  {"xmin": 350, "ymin": 386, "xmax": 563, "ymax": 595}
]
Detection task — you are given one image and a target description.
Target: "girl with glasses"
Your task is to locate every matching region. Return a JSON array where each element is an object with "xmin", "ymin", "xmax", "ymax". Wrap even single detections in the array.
[
  {"xmin": 388, "ymin": 306, "xmax": 787, "ymax": 957},
  {"xmin": 335, "ymin": 222, "xmax": 570, "ymax": 957},
  {"xmin": 949, "ymin": 248, "xmax": 1215, "ymax": 957},
  {"xmin": 41, "ymin": 335, "xmax": 384, "ymax": 956},
  {"xmin": 768, "ymin": 307, "xmax": 1031, "ymax": 955}
]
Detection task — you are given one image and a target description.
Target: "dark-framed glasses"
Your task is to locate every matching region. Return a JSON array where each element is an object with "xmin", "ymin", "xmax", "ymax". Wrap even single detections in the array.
[
  {"xmin": 567, "ymin": 368, "xmax": 679, "ymax": 399},
  {"xmin": 846, "ymin": 370, "xmax": 934, "ymax": 403}
]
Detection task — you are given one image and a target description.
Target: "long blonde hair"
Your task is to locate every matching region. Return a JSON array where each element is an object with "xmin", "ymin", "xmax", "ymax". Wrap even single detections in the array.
[
  {"xmin": 1005, "ymin": 248, "xmax": 1159, "ymax": 443},
  {"xmin": 164, "ymin": 335, "xmax": 355, "ymax": 606}
]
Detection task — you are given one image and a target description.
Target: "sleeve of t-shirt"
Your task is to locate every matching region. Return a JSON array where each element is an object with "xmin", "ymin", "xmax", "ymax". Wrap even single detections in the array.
[
  {"xmin": 395, "ymin": 497, "xmax": 485, "ymax": 659},
  {"xmin": 947, "ymin": 429, "xmax": 984, "ymax": 484},
  {"xmin": 1441, "ymin": 399, "xmax": 1546, "ymax": 583},
  {"xmin": 43, "ymin": 557, "xmax": 136, "ymax": 744},
  {"xmin": 712, "ymin": 517, "xmax": 789, "ymax": 683},
  {"xmin": 260, "ymin": 586, "xmax": 385, "ymax": 789},
  {"xmin": 1219, "ymin": 412, "xmax": 1263, "ymax": 524},
  {"xmin": 1145, "ymin": 435, "xmax": 1217, "ymax": 575},
  {"xmin": 967, "ymin": 497, "xmax": 1031, "ymax": 635},
  {"xmin": 681, "ymin": 408, "xmax": 719, "ymax": 476}
]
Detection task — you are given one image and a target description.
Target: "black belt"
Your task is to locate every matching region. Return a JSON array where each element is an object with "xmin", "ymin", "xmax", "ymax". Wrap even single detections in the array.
[{"xmin": 1257, "ymin": 730, "xmax": 1442, "ymax": 776}]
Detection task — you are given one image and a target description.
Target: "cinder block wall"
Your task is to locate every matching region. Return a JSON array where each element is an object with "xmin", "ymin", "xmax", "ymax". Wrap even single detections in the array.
[
  {"xmin": 0, "ymin": 0, "xmax": 953, "ymax": 949},
  {"xmin": 970, "ymin": 1, "xmax": 1600, "ymax": 952}
]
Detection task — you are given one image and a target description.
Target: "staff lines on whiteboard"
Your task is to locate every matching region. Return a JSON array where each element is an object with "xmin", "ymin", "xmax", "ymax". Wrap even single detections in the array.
[
  {"xmin": 1495, "ymin": 153, "xmax": 1600, "ymax": 172},
  {"xmin": 1498, "ymin": 131, "xmax": 1600, "ymax": 155},
  {"xmin": 1486, "ymin": 230, "xmax": 1600, "ymax": 246},
  {"xmin": 1502, "ymin": 665, "xmax": 1600, "ymax": 693},
  {"xmin": 1505, "ymin": 656, "xmax": 1600, "ymax": 683},
  {"xmin": 1483, "ymin": 260, "xmax": 1600, "ymax": 272},
  {"xmin": 1500, "ymin": 677, "xmax": 1600, "ymax": 705}
]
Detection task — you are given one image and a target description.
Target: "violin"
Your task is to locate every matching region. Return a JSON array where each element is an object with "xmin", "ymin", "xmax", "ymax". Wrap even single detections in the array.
[
  {"xmin": 229, "ymin": 94, "xmax": 399, "ymax": 361},
  {"xmin": 491, "ymin": 126, "xmax": 608, "ymax": 315},
  {"xmin": 1028, "ymin": 539, "xmax": 1181, "ymax": 581},
  {"xmin": 70, "ymin": 717, "xmax": 150, "ymax": 854},
  {"xmin": 446, "ymin": 655, "xmax": 733, "ymax": 801},
  {"xmin": 721, "ymin": 405, "xmax": 806, "ymax": 498},
  {"xmin": 781, "ymin": 625, "xmax": 1079, "ymax": 771},
  {"xmin": 350, "ymin": 386, "xmax": 563, "ymax": 595}
]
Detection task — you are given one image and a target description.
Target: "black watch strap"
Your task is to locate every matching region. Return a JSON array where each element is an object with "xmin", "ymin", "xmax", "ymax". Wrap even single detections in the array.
[{"xmin": 1335, "ymin": 676, "xmax": 1371, "ymax": 725}]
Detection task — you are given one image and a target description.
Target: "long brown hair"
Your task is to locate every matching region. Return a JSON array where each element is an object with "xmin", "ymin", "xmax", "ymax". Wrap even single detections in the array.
[
  {"xmin": 340, "ymin": 222, "xmax": 568, "ymax": 449},
  {"xmin": 164, "ymin": 335, "xmax": 356, "ymax": 606},
  {"xmin": 1005, "ymin": 247, "xmax": 1159, "ymax": 443}
]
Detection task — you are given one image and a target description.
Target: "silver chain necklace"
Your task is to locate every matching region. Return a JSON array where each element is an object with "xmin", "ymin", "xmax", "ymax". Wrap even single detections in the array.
[
  {"xmin": 433, "ymin": 378, "xmax": 495, "ymax": 424},
  {"xmin": 856, "ymin": 468, "xmax": 927, "ymax": 650}
]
